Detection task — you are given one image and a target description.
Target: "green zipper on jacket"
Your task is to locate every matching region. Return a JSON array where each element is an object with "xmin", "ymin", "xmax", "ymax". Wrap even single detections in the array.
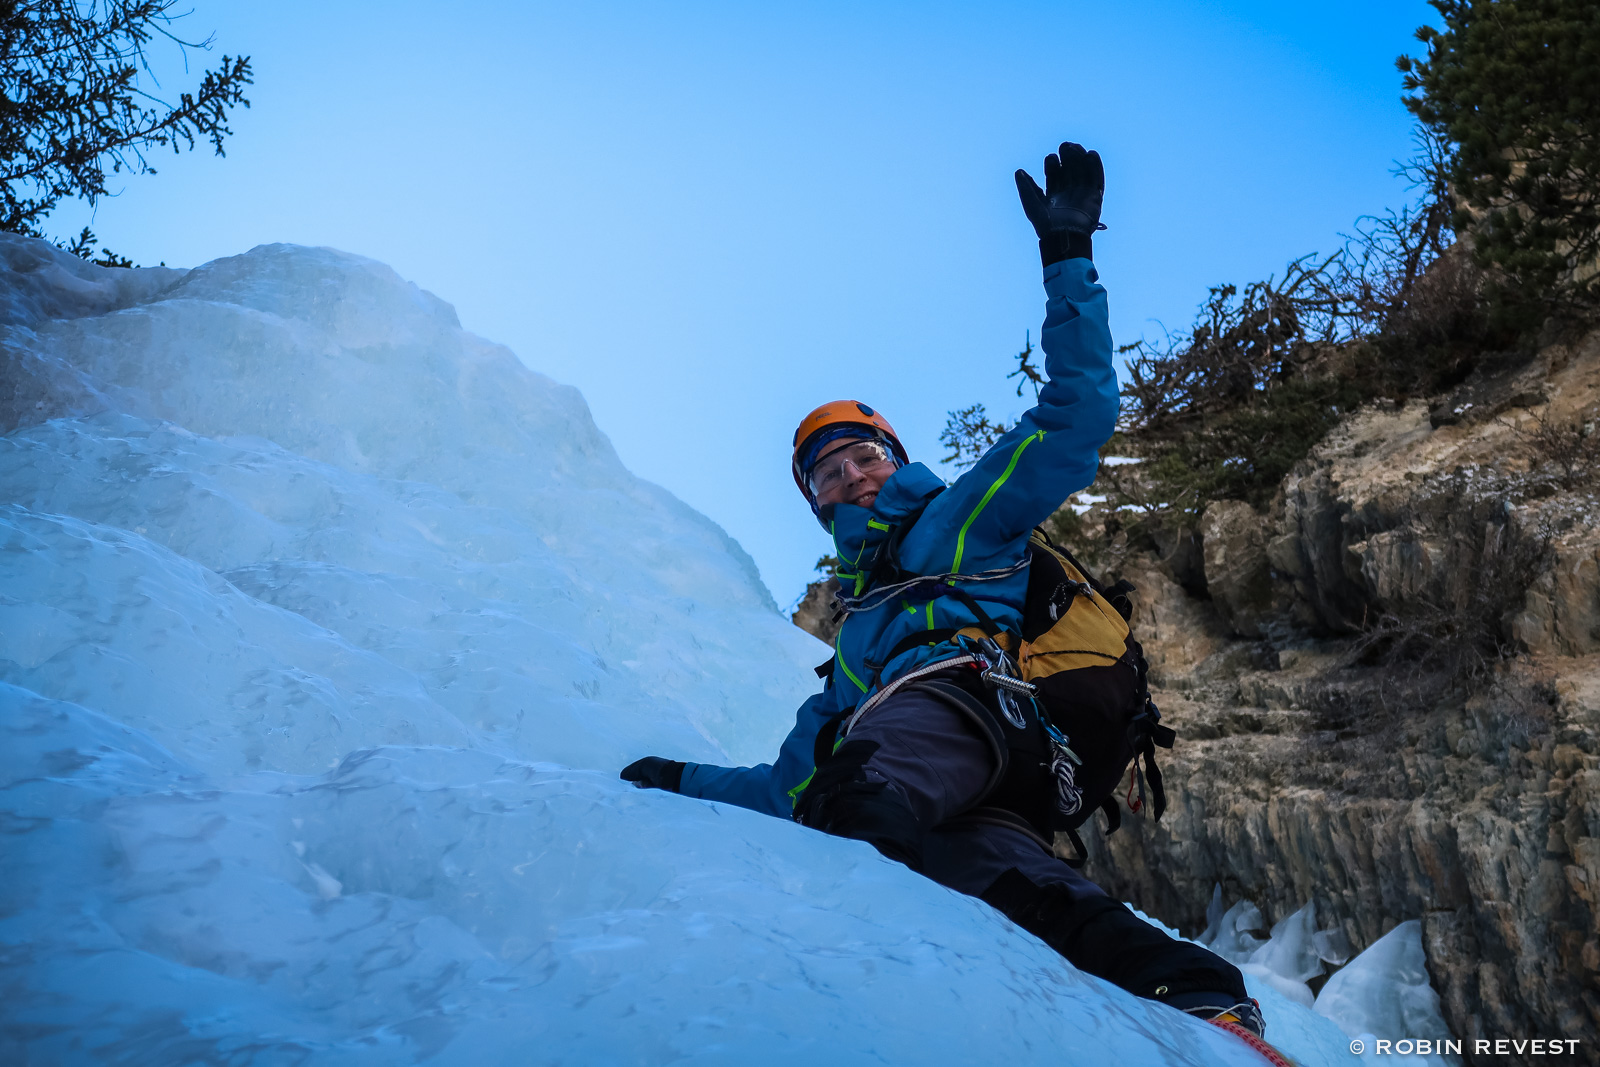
[{"xmin": 951, "ymin": 429, "xmax": 1045, "ymax": 573}]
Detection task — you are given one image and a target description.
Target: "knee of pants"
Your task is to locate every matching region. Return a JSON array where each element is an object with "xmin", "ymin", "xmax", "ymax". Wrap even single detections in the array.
[
  {"xmin": 795, "ymin": 739, "xmax": 924, "ymax": 870},
  {"xmin": 980, "ymin": 868, "xmax": 1247, "ymax": 1003},
  {"xmin": 839, "ymin": 687, "xmax": 998, "ymax": 826}
]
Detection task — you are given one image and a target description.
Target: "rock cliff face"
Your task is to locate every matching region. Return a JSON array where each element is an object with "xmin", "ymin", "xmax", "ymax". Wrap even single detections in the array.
[
  {"xmin": 1079, "ymin": 329, "xmax": 1600, "ymax": 1061},
  {"xmin": 790, "ymin": 575, "xmax": 841, "ymax": 648},
  {"xmin": 789, "ymin": 329, "xmax": 1600, "ymax": 1061}
]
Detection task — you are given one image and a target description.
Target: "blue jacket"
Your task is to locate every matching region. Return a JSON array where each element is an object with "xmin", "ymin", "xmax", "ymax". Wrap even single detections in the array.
[{"xmin": 680, "ymin": 256, "xmax": 1118, "ymax": 818}]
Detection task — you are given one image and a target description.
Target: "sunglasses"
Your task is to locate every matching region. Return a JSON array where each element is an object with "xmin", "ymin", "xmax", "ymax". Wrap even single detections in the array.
[{"xmin": 807, "ymin": 438, "xmax": 895, "ymax": 496}]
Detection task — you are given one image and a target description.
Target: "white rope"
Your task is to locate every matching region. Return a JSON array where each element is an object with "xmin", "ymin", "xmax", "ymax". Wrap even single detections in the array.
[
  {"xmin": 843, "ymin": 654, "xmax": 979, "ymax": 734},
  {"xmin": 833, "ymin": 555, "xmax": 1030, "ymax": 616}
]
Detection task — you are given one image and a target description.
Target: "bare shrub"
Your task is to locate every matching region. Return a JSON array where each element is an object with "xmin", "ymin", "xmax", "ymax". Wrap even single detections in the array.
[
  {"xmin": 1504, "ymin": 406, "xmax": 1600, "ymax": 489},
  {"xmin": 1104, "ymin": 129, "xmax": 1479, "ymax": 522},
  {"xmin": 1349, "ymin": 502, "xmax": 1553, "ymax": 697}
]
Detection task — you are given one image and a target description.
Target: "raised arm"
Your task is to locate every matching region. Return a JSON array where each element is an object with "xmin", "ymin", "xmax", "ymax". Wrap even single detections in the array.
[{"xmin": 913, "ymin": 143, "xmax": 1117, "ymax": 574}]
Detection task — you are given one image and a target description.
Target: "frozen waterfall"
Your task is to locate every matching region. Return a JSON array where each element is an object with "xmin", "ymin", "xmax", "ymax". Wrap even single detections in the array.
[{"xmin": 1, "ymin": 234, "xmax": 1434, "ymax": 1064}]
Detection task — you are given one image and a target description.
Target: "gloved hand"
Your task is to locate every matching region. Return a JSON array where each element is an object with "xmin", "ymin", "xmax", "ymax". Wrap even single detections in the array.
[
  {"xmin": 1015, "ymin": 142, "xmax": 1105, "ymax": 267},
  {"xmin": 620, "ymin": 756, "xmax": 685, "ymax": 792}
]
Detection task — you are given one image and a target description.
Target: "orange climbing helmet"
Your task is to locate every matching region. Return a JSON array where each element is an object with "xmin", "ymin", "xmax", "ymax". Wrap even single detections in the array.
[{"xmin": 791, "ymin": 400, "xmax": 909, "ymax": 510}]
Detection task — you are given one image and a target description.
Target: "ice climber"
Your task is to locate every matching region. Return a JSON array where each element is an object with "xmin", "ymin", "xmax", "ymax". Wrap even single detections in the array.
[{"xmin": 622, "ymin": 143, "xmax": 1273, "ymax": 1047}]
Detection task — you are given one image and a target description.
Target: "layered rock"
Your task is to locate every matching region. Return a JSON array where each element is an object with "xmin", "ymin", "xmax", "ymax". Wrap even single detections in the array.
[
  {"xmin": 1077, "ymin": 329, "xmax": 1600, "ymax": 1062},
  {"xmin": 1200, "ymin": 499, "xmax": 1274, "ymax": 638},
  {"xmin": 791, "ymin": 575, "xmax": 842, "ymax": 647}
]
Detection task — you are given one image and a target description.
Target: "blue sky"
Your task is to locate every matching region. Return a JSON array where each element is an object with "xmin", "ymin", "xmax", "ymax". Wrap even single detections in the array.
[{"xmin": 55, "ymin": 0, "xmax": 1439, "ymax": 606}]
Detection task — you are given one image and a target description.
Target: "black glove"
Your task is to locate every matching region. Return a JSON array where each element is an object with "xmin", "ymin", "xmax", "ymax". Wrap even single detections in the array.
[
  {"xmin": 1014, "ymin": 142, "xmax": 1105, "ymax": 267},
  {"xmin": 620, "ymin": 756, "xmax": 685, "ymax": 792}
]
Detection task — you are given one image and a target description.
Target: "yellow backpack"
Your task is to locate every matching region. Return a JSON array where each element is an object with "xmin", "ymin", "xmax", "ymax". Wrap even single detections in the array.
[{"xmin": 1011, "ymin": 529, "xmax": 1173, "ymax": 862}]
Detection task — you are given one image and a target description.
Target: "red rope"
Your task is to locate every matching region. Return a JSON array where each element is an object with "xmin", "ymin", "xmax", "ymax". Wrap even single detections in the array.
[
  {"xmin": 1207, "ymin": 1020, "xmax": 1297, "ymax": 1067},
  {"xmin": 1125, "ymin": 766, "xmax": 1142, "ymax": 813}
]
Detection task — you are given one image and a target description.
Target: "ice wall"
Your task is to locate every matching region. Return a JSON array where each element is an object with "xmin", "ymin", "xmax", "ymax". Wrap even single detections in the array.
[
  {"xmin": 2, "ymin": 234, "xmax": 1343, "ymax": 1064},
  {"xmin": 1197, "ymin": 890, "xmax": 1460, "ymax": 1066}
]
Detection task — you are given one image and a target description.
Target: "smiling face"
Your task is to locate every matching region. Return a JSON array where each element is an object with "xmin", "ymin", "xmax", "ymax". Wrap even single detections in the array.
[{"xmin": 809, "ymin": 436, "xmax": 897, "ymax": 510}]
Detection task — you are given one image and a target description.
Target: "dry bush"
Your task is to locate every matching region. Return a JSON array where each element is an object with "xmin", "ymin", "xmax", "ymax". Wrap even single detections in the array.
[
  {"xmin": 1348, "ymin": 498, "xmax": 1553, "ymax": 699},
  {"xmin": 1104, "ymin": 131, "xmax": 1486, "ymax": 521},
  {"xmin": 1505, "ymin": 406, "xmax": 1600, "ymax": 489}
]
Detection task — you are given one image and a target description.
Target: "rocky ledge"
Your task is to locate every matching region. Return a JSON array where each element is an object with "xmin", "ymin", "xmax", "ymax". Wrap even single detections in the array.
[{"xmin": 1081, "ymin": 328, "xmax": 1600, "ymax": 1061}]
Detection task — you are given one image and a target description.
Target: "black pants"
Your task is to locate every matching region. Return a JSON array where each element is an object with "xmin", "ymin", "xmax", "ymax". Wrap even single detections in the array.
[{"xmin": 798, "ymin": 683, "xmax": 1247, "ymax": 1010}]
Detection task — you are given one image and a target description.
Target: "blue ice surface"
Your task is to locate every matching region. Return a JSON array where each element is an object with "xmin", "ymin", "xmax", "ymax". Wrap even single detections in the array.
[{"xmin": 0, "ymin": 233, "xmax": 1422, "ymax": 1064}]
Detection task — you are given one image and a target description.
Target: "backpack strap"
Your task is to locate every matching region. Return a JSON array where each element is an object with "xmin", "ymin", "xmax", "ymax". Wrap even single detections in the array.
[
  {"xmin": 935, "ymin": 583, "xmax": 1008, "ymax": 638},
  {"xmin": 1059, "ymin": 793, "xmax": 1126, "ymax": 869},
  {"xmin": 1124, "ymin": 698, "xmax": 1174, "ymax": 821},
  {"xmin": 1101, "ymin": 578, "xmax": 1137, "ymax": 622},
  {"xmin": 1061, "ymin": 827, "xmax": 1088, "ymax": 868},
  {"xmin": 1140, "ymin": 735, "xmax": 1169, "ymax": 821},
  {"xmin": 1099, "ymin": 793, "xmax": 1121, "ymax": 835}
]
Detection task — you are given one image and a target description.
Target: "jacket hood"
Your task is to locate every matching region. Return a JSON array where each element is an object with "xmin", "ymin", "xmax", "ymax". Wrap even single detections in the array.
[{"xmin": 821, "ymin": 462, "xmax": 947, "ymax": 581}]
